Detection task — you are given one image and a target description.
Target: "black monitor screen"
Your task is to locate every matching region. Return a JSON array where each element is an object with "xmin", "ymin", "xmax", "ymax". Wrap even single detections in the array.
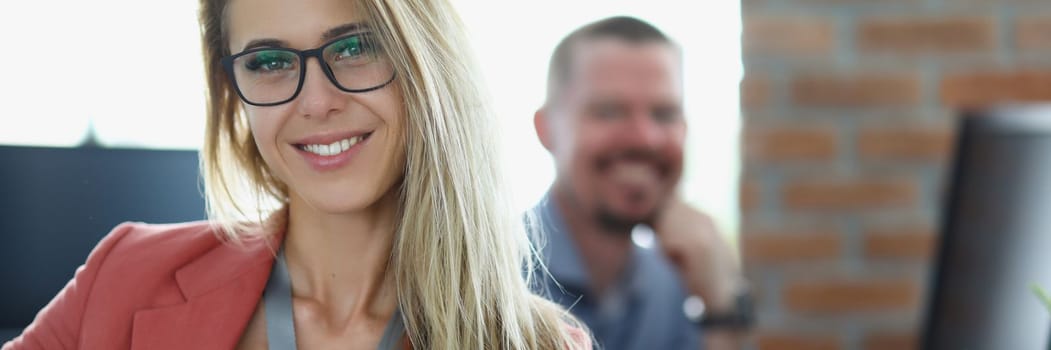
[
  {"xmin": 0, "ymin": 146, "xmax": 206, "ymax": 336},
  {"xmin": 923, "ymin": 105, "xmax": 1051, "ymax": 349}
]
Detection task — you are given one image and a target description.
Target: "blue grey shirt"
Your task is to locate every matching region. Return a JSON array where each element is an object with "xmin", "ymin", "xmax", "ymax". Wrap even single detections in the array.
[{"xmin": 530, "ymin": 195, "xmax": 701, "ymax": 350}]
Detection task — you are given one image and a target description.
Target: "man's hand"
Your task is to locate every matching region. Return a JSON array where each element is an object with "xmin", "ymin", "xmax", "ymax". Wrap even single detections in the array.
[
  {"xmin": 653, "ymin": 198, "xmax": 747, "ymax": 349},
  {"xmin": 652, "ymin": 198, "xmax": 741, "ymax": 313}
]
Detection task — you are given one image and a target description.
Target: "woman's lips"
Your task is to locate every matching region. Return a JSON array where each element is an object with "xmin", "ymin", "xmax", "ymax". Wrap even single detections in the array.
[
  {"xmin": 293, "ymin": 132, "xmax": 372, "ymax": 172},
  {"xmin": 296, "ymin": 134, "xmax": 368, "ymax": 156}
]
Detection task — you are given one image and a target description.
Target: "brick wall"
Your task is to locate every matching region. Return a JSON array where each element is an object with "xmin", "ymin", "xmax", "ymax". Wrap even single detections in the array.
[{"xmin": 740, "ymin": 1, "xmax": 1051, "ymax": 349}]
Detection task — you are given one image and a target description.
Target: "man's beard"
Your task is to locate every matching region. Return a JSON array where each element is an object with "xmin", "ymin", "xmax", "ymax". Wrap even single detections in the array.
[
  {"xmin": 594, "ymin": 203, "xmax": 657, "ymax": 235},
  {"xmin": 590, "ymin": 149, "xmax": 667, "ymax": 235}
]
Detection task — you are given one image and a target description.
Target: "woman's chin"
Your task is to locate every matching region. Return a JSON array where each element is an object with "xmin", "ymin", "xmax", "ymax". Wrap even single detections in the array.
[
  {"xmin": 296, "ymin": 190, "xmax": 396, "ymax": 216},
  {"xmin": 287, "ymin": 179, "xmax": 401, "ymax": 217}
]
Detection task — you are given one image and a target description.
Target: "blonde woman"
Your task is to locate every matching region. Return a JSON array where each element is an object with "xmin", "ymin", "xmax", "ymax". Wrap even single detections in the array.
[{"xmin": 3, "ymin": 0, "xmax": 589, "ymax": 349}]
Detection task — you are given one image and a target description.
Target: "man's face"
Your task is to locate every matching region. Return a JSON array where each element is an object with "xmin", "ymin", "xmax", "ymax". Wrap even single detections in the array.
[{"xmin": 546, "ymin": 39, "xmax": 686, "ymax": 231}]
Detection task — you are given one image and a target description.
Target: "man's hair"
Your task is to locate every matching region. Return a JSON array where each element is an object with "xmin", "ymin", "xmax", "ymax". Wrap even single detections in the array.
[{"xmin": 545, "ymin": 16, "xmax": 675, "ymax": 106}]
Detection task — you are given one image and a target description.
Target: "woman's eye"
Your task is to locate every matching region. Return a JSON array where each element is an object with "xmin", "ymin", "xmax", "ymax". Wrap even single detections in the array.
[
  {"xmin": 329, "ymin": 34, "xmax": 378, "ymax": 62},
  {"xmin": 244, "ymin": 51, "xmax": 296, "ymax": 72}
]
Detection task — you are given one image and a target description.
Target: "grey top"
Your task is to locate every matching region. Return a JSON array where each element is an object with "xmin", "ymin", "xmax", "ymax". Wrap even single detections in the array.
[
  {"xmin": 265, "ymin": 246, "xmax": 405, "ymax": 350},
  {"xmin": 530, "ymin": 194, "xmax": 701, "ymax": 350}
]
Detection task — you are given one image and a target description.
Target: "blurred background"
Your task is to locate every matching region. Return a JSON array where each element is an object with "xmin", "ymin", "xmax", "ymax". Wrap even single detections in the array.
[
  {"xmin": 5, "ymin": 0, "xmax": 1051, "ymax": 349},
  {"xmin": 741, "ymin": 0, "xmax": 1051, "ymax": 349}
]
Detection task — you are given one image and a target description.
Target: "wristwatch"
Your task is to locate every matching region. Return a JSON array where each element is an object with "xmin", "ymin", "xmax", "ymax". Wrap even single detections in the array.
[{"xmin": 685, "ymin": 288, "xmax": 755, "ymax": 330}]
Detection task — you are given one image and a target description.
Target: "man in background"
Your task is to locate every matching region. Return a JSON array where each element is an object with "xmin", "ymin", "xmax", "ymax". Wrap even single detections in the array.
[{"xmin": 531, "ymin": 16, "xmax": 752, "ymax": 349}]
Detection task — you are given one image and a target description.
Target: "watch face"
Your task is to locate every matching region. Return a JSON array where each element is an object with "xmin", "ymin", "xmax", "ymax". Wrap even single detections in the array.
[
  {"xmin": 696, "ymin": 291, "xmax": 754, "ymax": 330},
  {"xmin": 683, "ymin": 295, "xmax": 705, "ymax": 321}
]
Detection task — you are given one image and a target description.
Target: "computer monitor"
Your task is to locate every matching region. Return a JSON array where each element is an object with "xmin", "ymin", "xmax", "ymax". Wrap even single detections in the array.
[
  {"xmin": 922, "ymin": 104, "xmax": 1051, "ymax": 349},
  {"xmin": 0, "ymin": 145, "xmax": 206, "ymax": 340}
]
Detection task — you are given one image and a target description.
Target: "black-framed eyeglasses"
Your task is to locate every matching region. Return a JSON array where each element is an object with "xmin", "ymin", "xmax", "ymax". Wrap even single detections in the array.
[{"xmin": 220, "ymin": 32, "xmax": 396, "ymax": 107}]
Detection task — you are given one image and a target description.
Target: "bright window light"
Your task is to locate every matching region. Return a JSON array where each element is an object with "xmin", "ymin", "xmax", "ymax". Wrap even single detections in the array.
[{"xmin": 0, "ymin": 1, "xmax": 206, "ymax": 149}]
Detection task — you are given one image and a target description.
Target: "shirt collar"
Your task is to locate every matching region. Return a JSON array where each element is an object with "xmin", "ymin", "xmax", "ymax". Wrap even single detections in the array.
[
  {"xmin": 534, "ymin": 193, "xmax": 591, "ymax": 291},
  {"xmin": 534, "ymin": 192, "xmax": 654, "ymax": 297}
]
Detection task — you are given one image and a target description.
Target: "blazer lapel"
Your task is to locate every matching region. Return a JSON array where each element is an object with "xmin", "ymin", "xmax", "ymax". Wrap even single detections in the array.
[{"xmin": 130, "ymin": 233, "xmax": 279, "ymax": 350}]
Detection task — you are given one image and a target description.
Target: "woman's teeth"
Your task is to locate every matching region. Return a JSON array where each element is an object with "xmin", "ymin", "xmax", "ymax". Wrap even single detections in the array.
[{"xmin": 300, "ymin": 135, "xmax": 365, "ymax": 156}]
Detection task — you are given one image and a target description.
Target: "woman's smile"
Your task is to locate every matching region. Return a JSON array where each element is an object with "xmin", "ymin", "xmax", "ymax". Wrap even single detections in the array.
[{"xmin": 291, "ymin": 130, "xmax": 374, "ymax": 172}]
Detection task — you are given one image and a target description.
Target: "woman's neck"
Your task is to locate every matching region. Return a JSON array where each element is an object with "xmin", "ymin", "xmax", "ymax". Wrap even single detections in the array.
[{"xmin": 282, "ymin": 191, "xmax": 399, "ymax": 326}]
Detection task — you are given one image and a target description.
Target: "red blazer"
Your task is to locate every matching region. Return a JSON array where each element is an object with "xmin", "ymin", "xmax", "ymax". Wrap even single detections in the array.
[
  {"xmin": 3, "ymin": 222, "xmax": 590, "ymax": 350},
  {"xmin": 3, "ymin": 222, "xmax": 279, "ymax": 350}
]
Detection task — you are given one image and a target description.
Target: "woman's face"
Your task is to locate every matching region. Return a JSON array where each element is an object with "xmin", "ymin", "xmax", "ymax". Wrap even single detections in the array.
[{"xmin": 226, "ymin": 0, "xmax": 405, "ymax": 214}]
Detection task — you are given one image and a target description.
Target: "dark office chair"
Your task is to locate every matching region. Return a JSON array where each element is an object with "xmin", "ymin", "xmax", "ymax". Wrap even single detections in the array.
[{"xmin": 0, "ymin": 145, "xmax": 206, "ymax": 341}]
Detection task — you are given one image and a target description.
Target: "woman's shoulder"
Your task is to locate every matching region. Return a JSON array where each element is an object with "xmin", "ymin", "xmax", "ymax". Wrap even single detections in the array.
[
  {"xmin": 99, "ymin": 219, "xmax": 282, "ymax": 277},
  {"xmin": 562, "ymin": 321, "xmax": 592, "ymax": 350},
  {"xmin": 527, "ymin": 294, "xmax": 593, "ymax": 349},
  {"xmin": 87, "ymin": 220, "xmax": 279, "ymax": 284},
  {"xmin": 3, "ymin": 221, "xmax": 271, "ymax": 349},
  {"xmin": 102, "ymin": 219, "xmax": 280, "ymax": 267},
  {"xmin": 80, "ymin": 220, "xmax": 277, "ymax": 314},
  {"xmin": 99, "ymin": 221, "xmax": 223, "ymax": 261}
]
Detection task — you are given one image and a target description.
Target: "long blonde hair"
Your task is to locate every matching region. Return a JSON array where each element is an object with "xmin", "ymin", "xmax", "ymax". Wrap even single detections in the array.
[{"xmin": 198, "ymin": 0, "xmax": 586, "ymax": 348}]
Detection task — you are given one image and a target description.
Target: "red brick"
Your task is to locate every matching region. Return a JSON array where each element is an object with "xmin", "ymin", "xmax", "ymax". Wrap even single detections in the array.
[
  {"xmin": 745, "ymin": 15, "xmax": 836, "ymax": 55},
  {"xmin": 864, "ymin": 332, "xmax": 918, "ymax": 350},
  {"xmin": 1016, "ymin": 16, "xmax": 1051, "ymax": 50},
  {"xmin": 941, "ymin": 70, "xmax": 1051, "ymax": 107},
  {"xmin": 783, "ymin": 179, "xmax": 916, "ymax": 210},
  {"xmin": 792, "ymin": 74, "xmax": 921, "ymax": 107},
  {"xmin": 746, "ymin": 125, "xmax": 838, "ymax": 162},
  {"xmin": 858, "ymin": 17, "xmax": 995, "ymax": 53},
  {"xmin": 744, "ymin": 230, "xmax": 843, "ymax": 263},
  {"xmin": 757, "ymin": 333, "xmax": 842, "ymax": 350},
  {"xmin": 742, "ymin": 75, "xmax": 773, "ymax": 109},
  {"xmin": 785, "ymin": 279, "xmax": 921, "ymax": 314},
  {"xmin": 857, "ymin": 127, "xmax": 955, "ymax": 160},
  {"xmin": 864, "ymin": 228, "xmax": 937, "ymax": 260}
]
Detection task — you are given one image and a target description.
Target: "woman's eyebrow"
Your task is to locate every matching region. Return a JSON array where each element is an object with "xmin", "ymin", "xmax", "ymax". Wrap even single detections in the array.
[
  {"xmin": 242, "ymin": 38, "xmax": 288, "ymax": 52},
  {"xmin": 238, "ymin": 22, "xmax": 367, "ymax": 53},
  {"xmin": 321, "ymin": 22, "xmax": 368, "ymax": 42}
]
